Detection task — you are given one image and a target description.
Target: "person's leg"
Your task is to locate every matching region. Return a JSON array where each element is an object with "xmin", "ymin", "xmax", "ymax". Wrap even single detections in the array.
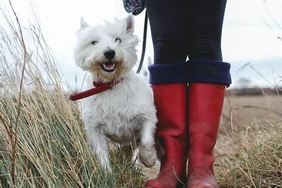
[
  {"xmin": 146, "ymin": 0, "xmax": 187, "ymax": 65},
  {"xmin": 144, "ymin": 0, "xmax": 189, "ymax": 187},
  {"xmin": 145, "ymin": 82, "xmax": 188, "ymax": 188},
  {"xmin": 186, "ymin": 0, "xmax": 227, "ymax": 61},
  {"xmin": 187, "ymin": 83, "xmax": 226, "ymax": 188},
  {"xmin": 184, "ymin": 1, "xmax": 231, "ymax": 187}
]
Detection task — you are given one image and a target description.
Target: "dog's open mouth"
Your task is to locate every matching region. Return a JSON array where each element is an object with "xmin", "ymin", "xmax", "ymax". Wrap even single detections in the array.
[{"xmin": 101, "ymin": 62, "xmax": 116, "ymax": 72}]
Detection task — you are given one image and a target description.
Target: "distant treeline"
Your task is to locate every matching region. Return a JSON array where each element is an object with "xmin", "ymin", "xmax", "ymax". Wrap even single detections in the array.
[{"xmin": 226, "ymin": 87, "xmax": 282, "ymax": 96}]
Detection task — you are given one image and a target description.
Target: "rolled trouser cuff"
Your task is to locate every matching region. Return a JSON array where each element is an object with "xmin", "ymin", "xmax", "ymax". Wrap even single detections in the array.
[
  {"xmin": 148, "ymin": 61, "xmax": 232, "ymax": 86},
  {"xmin": 187, "ymin": 60, "xmax": 232, "ymax": 86},
  {"xmin": 149, "ymin": 62, "xmax": 187, "ymax": 84}
]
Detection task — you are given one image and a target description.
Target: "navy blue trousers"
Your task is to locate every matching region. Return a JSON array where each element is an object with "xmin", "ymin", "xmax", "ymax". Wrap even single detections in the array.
[
  {"xmin": 146, "ymin": 0, "xmax": 227, "ymax": 64},
  {"xmin": 146, "ymin": 0, "xmax": 231, "ymax": 85}
]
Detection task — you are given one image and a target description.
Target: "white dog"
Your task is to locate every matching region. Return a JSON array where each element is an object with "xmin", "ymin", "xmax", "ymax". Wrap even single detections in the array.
[{"xmin": 72, "ymin": 14, "xmax": 158, "ymax": 172}]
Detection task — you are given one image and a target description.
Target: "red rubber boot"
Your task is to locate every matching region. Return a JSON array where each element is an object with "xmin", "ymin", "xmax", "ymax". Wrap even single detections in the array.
[
  {"xmin": 186, "ymin": 83, "xmax": 225, "ymax": 188},
  {"xmin": 145, "ymin": 83, "xmax": 189, "ymax": 188}
]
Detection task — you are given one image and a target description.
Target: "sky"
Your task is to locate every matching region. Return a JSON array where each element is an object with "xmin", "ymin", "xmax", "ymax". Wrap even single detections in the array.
[{"xmin": 0, "ymin": 0, "xmax": 282, "ymax": 89}]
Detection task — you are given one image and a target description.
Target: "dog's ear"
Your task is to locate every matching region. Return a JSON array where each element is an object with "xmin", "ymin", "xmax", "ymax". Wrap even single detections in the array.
[
  {"xmin": 125, "ymin": 14, "xmax": 134, "ymax": 34},
  {"xmin": 80, "ymin": 17, "xmax": 89, "ymax": 29}
]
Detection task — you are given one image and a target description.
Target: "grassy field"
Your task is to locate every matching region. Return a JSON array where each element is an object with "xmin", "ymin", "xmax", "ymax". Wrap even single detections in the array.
[
  {"xmin": 216, "ymin": 95, "xmax": 282, "ymax": 187},
  {"xmin": 0, "ymin": 4, "xmax": 281, "ymax": 188}
]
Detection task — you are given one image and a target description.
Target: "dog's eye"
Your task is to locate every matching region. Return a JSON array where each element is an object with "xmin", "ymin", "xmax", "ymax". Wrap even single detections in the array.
[
  {"xmin": 91, "ymin": 41, "xmax": 98, "ymax": 45},
  {"xmin": 115, "ymin": 38, "xmax": 122, "ymax": 43}
]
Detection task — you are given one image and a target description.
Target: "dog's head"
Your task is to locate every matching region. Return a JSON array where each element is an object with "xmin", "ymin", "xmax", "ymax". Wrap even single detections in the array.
[{"xmin": 73, "ymin": 14, "xmax": 138, "ymax": 83}]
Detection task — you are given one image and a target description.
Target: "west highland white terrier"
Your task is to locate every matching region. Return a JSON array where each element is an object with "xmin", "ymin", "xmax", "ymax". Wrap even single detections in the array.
[{"xmin": 72, "ymin": 14, "xmax": 158, "ymax": 172}]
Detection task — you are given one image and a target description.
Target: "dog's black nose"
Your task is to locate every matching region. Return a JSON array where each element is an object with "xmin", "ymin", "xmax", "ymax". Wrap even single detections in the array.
[{"xmin": 104, "ymin": 49, "xmax": 115, "ymax": 60}]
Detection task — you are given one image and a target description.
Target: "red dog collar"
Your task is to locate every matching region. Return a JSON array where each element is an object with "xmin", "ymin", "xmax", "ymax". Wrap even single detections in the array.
[{"xmin": 69, "ymin": 78, "xmax": 124, "ymax": 101}]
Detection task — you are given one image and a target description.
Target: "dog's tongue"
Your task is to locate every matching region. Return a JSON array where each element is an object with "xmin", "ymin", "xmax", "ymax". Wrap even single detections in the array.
[{"xmin": 103, "ymin": 63, "xmax": 115, "ymax": 70}]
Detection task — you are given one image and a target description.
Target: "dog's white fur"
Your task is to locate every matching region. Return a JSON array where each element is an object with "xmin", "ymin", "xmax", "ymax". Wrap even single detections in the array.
[{"xmin": 73, "ymin": 14, "xmax": 157, "ymax": 172}]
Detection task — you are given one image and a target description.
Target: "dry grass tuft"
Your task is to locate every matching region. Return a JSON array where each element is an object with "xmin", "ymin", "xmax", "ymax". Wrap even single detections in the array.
[
  {"xmin": 0, "ymin": 4, "xmax": 144, "ymax": 188},
  {"xmin": 216, "ymin": 95, "xmax": 282, "ymax": 187}
]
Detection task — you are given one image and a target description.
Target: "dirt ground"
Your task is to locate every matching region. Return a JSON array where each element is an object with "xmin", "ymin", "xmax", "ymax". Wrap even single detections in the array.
[{"xmin": 222, "ymin": 94, "xmax": 282, "ymax": 125}]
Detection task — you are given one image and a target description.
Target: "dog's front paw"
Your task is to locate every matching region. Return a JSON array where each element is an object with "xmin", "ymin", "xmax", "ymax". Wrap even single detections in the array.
[{"xmin": 139, "ymin": 146, "xmax": 157, "ymax": 168}]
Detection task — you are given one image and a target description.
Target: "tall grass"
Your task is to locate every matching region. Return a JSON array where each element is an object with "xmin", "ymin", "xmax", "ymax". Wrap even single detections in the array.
[
  {"xmin": 216, "ymin": 95, "xmax": 282, "ymax": 187},
  {"xmin": 0, "ymin": 3, "xmax": 144, "ymax": 188}
]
